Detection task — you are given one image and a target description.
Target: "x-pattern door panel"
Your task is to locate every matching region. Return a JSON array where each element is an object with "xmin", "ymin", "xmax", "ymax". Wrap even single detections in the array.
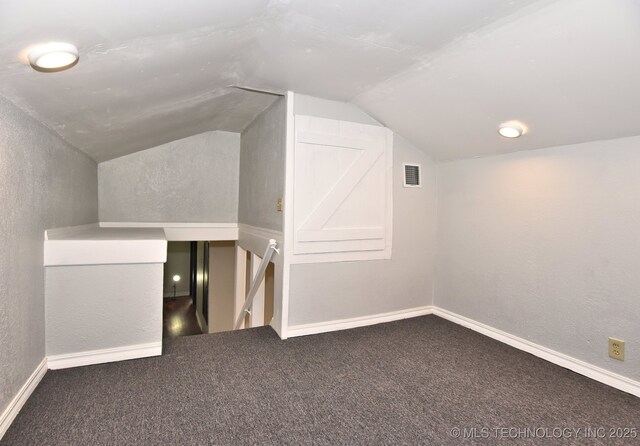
[{"xmin": 293, "ymin": 115, "xmax": 392, "ymax": 258}]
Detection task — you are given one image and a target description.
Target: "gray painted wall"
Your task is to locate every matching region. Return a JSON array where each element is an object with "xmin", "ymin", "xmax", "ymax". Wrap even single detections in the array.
[
  {"xmin": 238, "ymin": 98, "xmax": 286, "ymax": 231},
  {"xmin": 435, "ymin": 135, "xmax": 640, "ymax": 381},
  {"xmin": 46, "ymin": 263, "xmax": 163, "ymax": 356},
  {"xmin": 0, "ymin": 96, "xmax": 97, "ymax": 415},
  {"xmin": 288, "ymin": 134, "xmax": 437, "ymax": 325},
  {"xmin": 98, "ymin": 131, "xmax": 240, "ymax": 223}
]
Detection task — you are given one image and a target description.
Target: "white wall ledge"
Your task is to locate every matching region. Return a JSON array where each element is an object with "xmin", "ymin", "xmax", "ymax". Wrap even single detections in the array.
[
  {"xmin": 99, "ymin": 222, "xmax": 239, "ymax": 241},
  {"xmin": 44, "ymin": 224, "xmax": 167, "ymax": 266}
]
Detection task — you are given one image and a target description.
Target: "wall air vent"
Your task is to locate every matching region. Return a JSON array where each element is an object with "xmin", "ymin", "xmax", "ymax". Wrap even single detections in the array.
[{"xmin": 403, "ymin": 163, "xmax": 421, "ymax": 188}]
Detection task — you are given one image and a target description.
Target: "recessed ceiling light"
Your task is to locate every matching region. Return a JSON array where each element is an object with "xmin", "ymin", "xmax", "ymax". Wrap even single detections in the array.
[
  {"xmin": 498, "ymin": 121, "xmax": 526, "ymax": 138},
  {"xmin": 28, "ymin": 42, "xmax": 79, "ymax": 72}
]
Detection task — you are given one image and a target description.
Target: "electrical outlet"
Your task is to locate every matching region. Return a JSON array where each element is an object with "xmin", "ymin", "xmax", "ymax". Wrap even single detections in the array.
[
  {"xmin": 609, "ymin": 338, "xmax": 625, "ymax": 361},
  {"xmin": 276, "ymin": 198, "xmax": 283, "ymax": 212}
]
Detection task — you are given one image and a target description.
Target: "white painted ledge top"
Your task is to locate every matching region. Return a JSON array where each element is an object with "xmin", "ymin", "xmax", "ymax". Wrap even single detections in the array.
[{"xmin": 44, "ymin": 223, "xmax": 167, "ymax": 266}]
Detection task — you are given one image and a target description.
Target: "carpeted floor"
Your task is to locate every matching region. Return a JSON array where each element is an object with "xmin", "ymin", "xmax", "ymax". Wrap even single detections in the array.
[{"xmin": 2, "ymin": 316, "xmax": 639, "ymax": 445}]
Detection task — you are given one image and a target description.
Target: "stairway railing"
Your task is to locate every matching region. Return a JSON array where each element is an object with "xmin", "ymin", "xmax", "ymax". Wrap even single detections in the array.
[{"xmin": 234, "ymin": 239, "xmax": 279, "ymax": 330}]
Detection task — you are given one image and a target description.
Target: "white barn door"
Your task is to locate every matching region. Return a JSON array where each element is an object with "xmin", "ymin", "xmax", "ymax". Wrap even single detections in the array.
[{"xmin": 293, "ymin": 115, "xmax": 393, "ymax": 262}]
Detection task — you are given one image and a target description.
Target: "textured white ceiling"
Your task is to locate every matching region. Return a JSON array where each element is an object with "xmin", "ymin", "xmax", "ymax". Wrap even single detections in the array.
[
  {"xmin": 1, "ymin": 0, "xmax": 639, "ymax": 161},
  {"xmin": 355, "ymin": 0, "xmax": 640, "ymax": 159}
]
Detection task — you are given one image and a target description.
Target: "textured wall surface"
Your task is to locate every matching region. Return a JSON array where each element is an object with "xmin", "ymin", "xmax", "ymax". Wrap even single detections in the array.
[
  {"xmin": 238, "ymin": 98, "xmax": 286, "ymax": 231},
  {"xmin": 295, "ymin": 93, "xmax": 381, "ymax": 126},
  {"xmin": 98, "ymin": 131, "xmax": 240, "ymax": 223},
  {"xmin": 0, "ymin": 96, "xmax": 97, "ymax": 416},
  {"xmin": 46, "ymin": 264, "xmax": 163, "ymax": 355},
  {"xmin": 289, "ymin": 134, "xmax": 437, "ymax": 325},
  {"xmin": 436, "ymin": 135, "xmax": 640, "ymax": 381}
]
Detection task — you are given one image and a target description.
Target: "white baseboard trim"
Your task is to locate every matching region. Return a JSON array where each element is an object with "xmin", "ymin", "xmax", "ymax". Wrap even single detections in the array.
[
  {"xmin": 286, "ymin": 305, "xmax": 639, "ymax": 397},
  {"xmin": 286, "ymin": 306, "xmax": 434, "ymax": 338},
  {"xmin": 47, "ymin": 342, "xmax": 162, "ymax": 370},
  {"xmin": 0, "ymin": 358, "xmax": 47, "ymax": 440},
  {"xmin": 433, "ymin": 307, "xmax": 640, "ymax": 398}
]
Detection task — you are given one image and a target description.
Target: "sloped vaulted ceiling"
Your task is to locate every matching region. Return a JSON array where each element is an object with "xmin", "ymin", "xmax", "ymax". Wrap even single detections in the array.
[{"xmin": 1, "ymin": 0, "xmax": 639, "ymax": 161}]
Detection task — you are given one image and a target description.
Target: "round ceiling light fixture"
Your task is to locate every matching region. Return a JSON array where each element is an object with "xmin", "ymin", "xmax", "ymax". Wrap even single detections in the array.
[
  {"xmin": 27, "ymin": 42, "xmax": 79, "ymax": 72},
  {"xmin": 498, "ymin": 121, "xmax": 526, "ymax": 138}
]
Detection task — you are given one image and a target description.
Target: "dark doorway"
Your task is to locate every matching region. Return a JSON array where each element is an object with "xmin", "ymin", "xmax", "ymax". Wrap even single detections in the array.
[
  {"xmin": 163, "ymin": 241, "xmax": 192, "ymax": 299},
  {"xmin": 190, "ymin": 241, "xmax": 197, "ymax": 306},
  {"xmin": 202, "ymin": 241, "xmax": 210, "ymax": 324},
  {"xmin": 163, "ymin": 296, "xmax": 202, "ymax": 338},
  {"xmin": 163, "ymin": 241, "xmax": 203, "ymax": 339}
]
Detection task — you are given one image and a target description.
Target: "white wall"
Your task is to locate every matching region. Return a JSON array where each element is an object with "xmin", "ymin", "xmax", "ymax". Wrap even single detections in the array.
[
  {"xmin": 288, "ymin": 134, "xmax": 437, "ymax": 325},
  {"xmin": 98, "ymin": 131, "xmax": 240, "ymax": 223},
  {"xmin": 238, "ymin": 97, "xmax": 286, "ymax": 231},
  {"xmin": 295, "ymin": 93, "xmax": 381, "ymax": 126},
  {"xmin": 436, "ymin": 135, "xmax": 640, "ymax": 381},
  {"xmin": 287, "ymin": 94, "xmax": 437, "ymax": 326},
  {"xmin": 0, "ymin": 96, "xmax": 98, "ymax": 417},
  {"xmin": 46, "ymin": 263, "xmax": 163, "ymax": 356}
]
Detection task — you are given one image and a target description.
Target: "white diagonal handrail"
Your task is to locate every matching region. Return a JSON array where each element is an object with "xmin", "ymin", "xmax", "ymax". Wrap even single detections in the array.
[{"xmin": 234, "ymin": 239, "xmax": 279, "ymax": 330}]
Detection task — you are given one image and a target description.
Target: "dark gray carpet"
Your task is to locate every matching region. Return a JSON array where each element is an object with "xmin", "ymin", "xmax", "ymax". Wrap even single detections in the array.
[{"xmin": 2, "ymin": 316, "xmax": 639, "ymax": 445}]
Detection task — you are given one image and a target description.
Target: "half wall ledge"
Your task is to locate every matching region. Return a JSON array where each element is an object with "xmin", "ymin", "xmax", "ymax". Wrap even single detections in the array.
[{"xmin": 44, "ymin": 223, "xmax": 166, "ymax": 369}]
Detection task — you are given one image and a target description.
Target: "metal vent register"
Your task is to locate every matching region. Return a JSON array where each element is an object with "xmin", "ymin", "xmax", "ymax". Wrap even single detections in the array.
[{"xmin": 403, "ymin": 164, "xmax": 421, "ymax": 187}]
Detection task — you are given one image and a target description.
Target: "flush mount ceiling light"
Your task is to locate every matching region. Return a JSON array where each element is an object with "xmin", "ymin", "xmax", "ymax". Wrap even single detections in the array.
[
  {"xmin": 498, "ymin": 121, "xmax": 526, "ymax": 138},
  {"xmin": 28, "ymin": 42, "xmax": 79, "ymax": 72}
]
